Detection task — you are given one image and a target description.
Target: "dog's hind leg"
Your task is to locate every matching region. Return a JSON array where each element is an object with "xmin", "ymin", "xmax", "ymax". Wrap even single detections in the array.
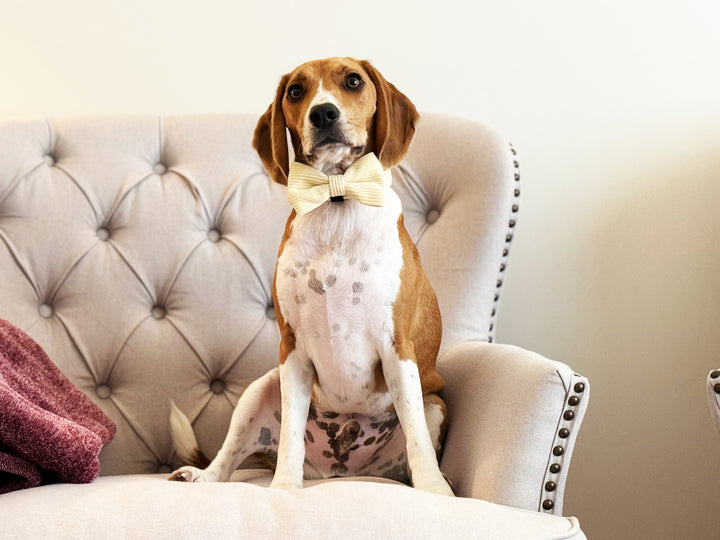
[{"xmin": 169, "ymin": 368, "xmax": 282, "ymax": 482}]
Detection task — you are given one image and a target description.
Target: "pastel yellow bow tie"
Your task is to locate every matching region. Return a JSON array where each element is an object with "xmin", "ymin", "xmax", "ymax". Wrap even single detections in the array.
[{"xmin": 286, "ymin": 153, "xmax": 392, "ymax": 216}]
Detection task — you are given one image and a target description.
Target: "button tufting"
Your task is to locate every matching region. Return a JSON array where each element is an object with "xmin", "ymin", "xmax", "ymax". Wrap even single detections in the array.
[
  {"xmin": 38, "ymin": 303, "xmax": 53, "ymax": 318},
  {"xmin": 207, "ymin": 229, "xmax": 221, "ymax": 242},
  {"xmin": 151, "ymin": 306, "xmax": 166, "ymax": 320},
  {"xmin": 266, "ymin": 306, "xmax": 276, "ymax": 320},
  {"xmin": 43, "ymin": 154, "xmax": 55, "ymax": 166},
  {"xmin": 96, "ymin": 384, "xmax": 112, "ymax": 399},
  {"xmin": 210, "ymin": 379, "xmax": 225, "ymax": 394},
  {"xmin": 426, "ymin": 209, "xmax": 440, "ymax": 224},
  {"xmin": 97, "ymin": 227, "xmax": 110, "ymax": 241},
  {"xmin": 153, "ymin": 163, "xmax": 167, "ymax": 175}
]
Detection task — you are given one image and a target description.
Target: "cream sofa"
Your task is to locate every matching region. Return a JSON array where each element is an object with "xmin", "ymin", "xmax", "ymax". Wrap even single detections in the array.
[{"xmin": 0, "ymin": 114, "xmax": 588, "ymax": 539}]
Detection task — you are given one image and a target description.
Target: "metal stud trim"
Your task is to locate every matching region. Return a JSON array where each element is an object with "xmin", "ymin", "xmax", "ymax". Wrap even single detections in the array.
[
  {"xmin": 488, "ymin": 143, "xmax": 520, "ymax": 343},
  {"xmin": 539, "ymin": 372, "xmax": 588, "ymax": 514}
]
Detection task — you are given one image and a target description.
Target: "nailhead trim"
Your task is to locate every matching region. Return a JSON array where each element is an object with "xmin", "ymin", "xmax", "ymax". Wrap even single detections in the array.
[
  {"xmin": 488, "ymin": 143, "xmax": 520, "ymax": 343},
  {"xmin": 540, "ymin": 372, "xmax": 587, "ymax": 514}
]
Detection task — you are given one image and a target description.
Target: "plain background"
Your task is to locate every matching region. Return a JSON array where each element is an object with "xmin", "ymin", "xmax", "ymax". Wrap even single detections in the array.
[{"xmin": 2, "ymin": 0, "xmax": 719, "ymax": 537}]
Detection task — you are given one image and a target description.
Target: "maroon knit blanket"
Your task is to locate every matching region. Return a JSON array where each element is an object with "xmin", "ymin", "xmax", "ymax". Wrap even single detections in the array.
[{"xmin": 0, "ymin": 319, "xmax": 116, "ymax": 494}]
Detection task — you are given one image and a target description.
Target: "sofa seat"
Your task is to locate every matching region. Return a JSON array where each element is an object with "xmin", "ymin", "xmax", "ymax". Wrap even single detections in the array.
[{"xmin": 0, "ymin": 472, "xmax": 584, "ymax": 539}]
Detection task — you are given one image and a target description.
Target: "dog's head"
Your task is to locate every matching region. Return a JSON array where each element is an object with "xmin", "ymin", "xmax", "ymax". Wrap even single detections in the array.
[{"xmin": 253, "ymin": 57, "xmax": 419, "ymax": 184}]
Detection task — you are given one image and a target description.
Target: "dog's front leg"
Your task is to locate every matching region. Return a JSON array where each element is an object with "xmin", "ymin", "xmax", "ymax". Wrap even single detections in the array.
[
  {"xmin": 270, "ymin": 350, "xmax": 314, "ymax": 490},
  {"xmin": 382, "ymin": 354, "xmax": 454, "ymax": 496}
]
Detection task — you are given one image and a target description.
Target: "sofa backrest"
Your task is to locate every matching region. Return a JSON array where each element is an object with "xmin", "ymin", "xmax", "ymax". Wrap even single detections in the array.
[{"xmin": 0, "ymin": 114, "xmax": 518, "ymax": 474}]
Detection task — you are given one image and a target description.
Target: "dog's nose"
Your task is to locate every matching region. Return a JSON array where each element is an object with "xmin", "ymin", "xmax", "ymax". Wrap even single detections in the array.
[{"xmin": 309, "ymin": 103, "xmax": 340, "ymax": 130}]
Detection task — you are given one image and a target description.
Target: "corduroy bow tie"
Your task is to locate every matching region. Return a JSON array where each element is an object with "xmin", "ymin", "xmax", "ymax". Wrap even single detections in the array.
[{"xmin": 286, "ymin": 153, "xmax": 392, "ymax": 215}]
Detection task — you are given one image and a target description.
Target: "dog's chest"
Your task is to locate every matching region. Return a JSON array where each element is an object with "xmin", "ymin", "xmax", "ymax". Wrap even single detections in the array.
[{"xmin": 276, "ymin": 196, "xmax": 404, "ymax": 410}]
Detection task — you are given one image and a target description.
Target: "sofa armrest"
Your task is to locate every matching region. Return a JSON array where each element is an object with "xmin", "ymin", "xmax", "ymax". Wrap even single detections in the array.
[
  {"xmin": 707, "ymin": 369, "xmax": 720, "ymax": 440},
  {"xmin": 437, "ymin": 341, "xmax": 589, "ymax": 515}
]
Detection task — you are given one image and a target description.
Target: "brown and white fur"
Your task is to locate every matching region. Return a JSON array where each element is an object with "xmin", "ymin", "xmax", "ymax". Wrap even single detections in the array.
[{"xmin": 168, "ymin": 57, "xmax": 453, "ymax": 496}]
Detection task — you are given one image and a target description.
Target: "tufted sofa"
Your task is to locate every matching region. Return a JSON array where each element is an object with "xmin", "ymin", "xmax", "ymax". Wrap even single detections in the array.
[{"xmin": 0, "ymin": 114, "xmax": 588, "ymax": 539}]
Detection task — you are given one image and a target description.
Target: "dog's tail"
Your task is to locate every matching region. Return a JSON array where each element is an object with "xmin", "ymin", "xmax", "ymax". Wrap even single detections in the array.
[{"xmin": 169, "ymin": 401, "xmax": 211, "ymax": 469}]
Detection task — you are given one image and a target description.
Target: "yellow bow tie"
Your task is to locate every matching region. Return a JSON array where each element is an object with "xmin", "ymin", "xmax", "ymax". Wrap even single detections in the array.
[{"xmin": 286, "ymin": 153, "xmax": 392, "ymax": 216}]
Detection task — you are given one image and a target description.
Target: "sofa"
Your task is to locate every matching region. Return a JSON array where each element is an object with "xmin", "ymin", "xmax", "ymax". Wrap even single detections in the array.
[{"xmin": 0, "ymin": 114, "xmax": 588, "ymax": 539}]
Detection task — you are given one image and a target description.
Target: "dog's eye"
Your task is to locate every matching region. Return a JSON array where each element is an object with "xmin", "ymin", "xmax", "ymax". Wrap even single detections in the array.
[
  {"xmin": 345, "ymin": 73, "xmax": 363, "ymax": 90},
  {"xmin": 287, "ymin": 85, "xmax": 304, "ymax": 102}
]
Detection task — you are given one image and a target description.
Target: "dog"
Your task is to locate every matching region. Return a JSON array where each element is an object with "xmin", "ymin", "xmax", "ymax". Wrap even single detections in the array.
[{"xmin": 168, "ymin": 57, "xmax": 454, "ymax": 496}]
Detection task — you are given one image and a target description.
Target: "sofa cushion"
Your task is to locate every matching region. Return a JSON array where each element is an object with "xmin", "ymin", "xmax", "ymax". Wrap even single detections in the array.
[{"xmin": 0, "ymin": 473, "xmax": 585, "ymax": 539}]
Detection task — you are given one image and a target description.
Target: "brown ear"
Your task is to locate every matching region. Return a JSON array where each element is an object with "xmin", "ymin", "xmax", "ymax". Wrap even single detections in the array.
[
  {"xmin": 252, "ymin": 74, "xmax": 291, "ymax": 185},
  {"xmin": 361, "ymin": 61, "xmax": 420, "ymax": 169}
]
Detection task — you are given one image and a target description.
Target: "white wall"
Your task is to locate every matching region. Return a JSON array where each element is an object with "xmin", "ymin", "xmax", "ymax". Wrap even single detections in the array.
[{"xmin": 2, "ymin": 0, "xmax": 719, "ymax": 537}]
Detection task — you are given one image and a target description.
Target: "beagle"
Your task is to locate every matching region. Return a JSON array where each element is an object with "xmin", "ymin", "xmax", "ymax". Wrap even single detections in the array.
[{"xmin": 169, "ymin": 57, "xmax": 453, "ymax": 496}]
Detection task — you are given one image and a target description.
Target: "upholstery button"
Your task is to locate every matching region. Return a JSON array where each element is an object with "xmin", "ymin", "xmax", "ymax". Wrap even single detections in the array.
[
  {"xmin": 266, "ymin": 306, "xmax": 276, "ymax": 320},
  {"xmin": 711, "ymin": 370, "xmax": 720, "ymax": 379},
  {"xmin": 549, "ymin": 463, "xmax": 561, "ymax": 474},
  {"xmin": 97, "ymin": 227, "xmax": 110, "ymax": 241},
  {"xmin": 96, "ymin": 384, "xmax": 112, "ymax": 399},
  {"xmin": 39, "ymin": 303, "xmax": 53, "ymax": 318},
  {"xmin": 43, "ymin": 155, "xmax": 55, "ymax": 166},
  {"xmin": 153, "ymin": 163, "xmax": 167, "ymax": 175},
  {"xmin": 210, "ymin": 379, "xmax": 225, "ymax": 394},
  {"xmin": 151, "ymin": 306, "xmax": 166, "ymax": 320},
  {"xmin": 207, "ymin": 229, "xmax": 221, "ymax": 242},
  {"xmin": 157, "ymin": 464, "xmax": 172, "ymax": 474},
  {"xmin": 426, "ymin": 209, "xmax": 440, "ymax": 224}
]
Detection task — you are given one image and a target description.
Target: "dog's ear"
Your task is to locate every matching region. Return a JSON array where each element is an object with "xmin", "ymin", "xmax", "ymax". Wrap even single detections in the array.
[
  {"xmin": 253, "ymin": 74, "xmax": 291, "ymax": 185},
  {"xmin": 361, "ymin": 61, "xmax": 419, "ymax": 169}
]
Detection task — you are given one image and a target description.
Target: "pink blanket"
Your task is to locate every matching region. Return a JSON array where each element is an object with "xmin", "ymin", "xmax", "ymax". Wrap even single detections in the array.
[{"xmin": 0, "ymin": 318, "xmax": 116, "ymax": 494}]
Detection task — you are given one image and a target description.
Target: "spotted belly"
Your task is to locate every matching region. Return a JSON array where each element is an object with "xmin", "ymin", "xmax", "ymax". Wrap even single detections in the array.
[{"xmin": 304, "ymin": 403, "xmax": 409, "ymax": 483}]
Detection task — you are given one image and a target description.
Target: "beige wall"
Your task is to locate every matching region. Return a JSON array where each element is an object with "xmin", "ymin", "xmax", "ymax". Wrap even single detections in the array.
[{"xmin": 2, "ymin": 0, "xmax": 719, "ymax": 537}]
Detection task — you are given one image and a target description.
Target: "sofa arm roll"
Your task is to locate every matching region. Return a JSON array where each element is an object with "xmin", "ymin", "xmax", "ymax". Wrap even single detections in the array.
[{"xmin": 437, "ymin": 341, "xmax": 589, "ymax": 516}]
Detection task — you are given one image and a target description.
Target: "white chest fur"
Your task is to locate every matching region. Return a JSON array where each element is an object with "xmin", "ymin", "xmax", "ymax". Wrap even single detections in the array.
[{"xmin": 276, "ymin": 191, "xmax": 404, "ymax": 414}]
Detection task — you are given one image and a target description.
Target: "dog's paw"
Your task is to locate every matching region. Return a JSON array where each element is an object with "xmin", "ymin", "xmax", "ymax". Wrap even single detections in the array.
[
  {"xmin": 168, "ymin": 466, "xmax": 210, "ymax": 482},
  {"xmin": 413, "ymin": 473, "xmax": 455, "ymax": 497},
  {"xmin": 269, "ymin": 473, "xmax": 303, "ymax": 490}
]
